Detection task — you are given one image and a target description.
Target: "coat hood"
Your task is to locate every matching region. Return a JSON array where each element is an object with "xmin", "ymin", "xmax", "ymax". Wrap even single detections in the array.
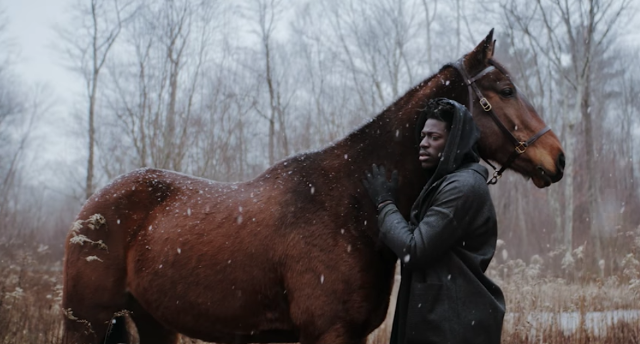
[{"xmin": 416, "ymin": 98, "xmax": 481, "ymax": 190}]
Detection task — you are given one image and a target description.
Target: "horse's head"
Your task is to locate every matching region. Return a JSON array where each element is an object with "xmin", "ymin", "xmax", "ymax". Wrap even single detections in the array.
[{"xmin": 446, "ymin": 29, "xmax": 564, "ymax": 188}]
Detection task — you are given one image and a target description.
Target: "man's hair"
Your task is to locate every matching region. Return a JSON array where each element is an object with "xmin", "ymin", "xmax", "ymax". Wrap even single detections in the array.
[{"xmin": 423, "ymin": 99, "xmax": 454, "ymax": 132}]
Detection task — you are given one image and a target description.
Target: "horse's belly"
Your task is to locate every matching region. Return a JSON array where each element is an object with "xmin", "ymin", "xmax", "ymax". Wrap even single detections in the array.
[
  {"xmin": 129, "ymin": 265, "xmax": 294, "ymax": 336},
  {"xmin": 127, "ymin": 230, "xmax": 294, "ymax": 337}
]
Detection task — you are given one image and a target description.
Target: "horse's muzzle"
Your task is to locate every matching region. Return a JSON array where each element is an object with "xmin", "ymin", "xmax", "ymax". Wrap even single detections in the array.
[
  {"xmin": 552, "ymin": 152, "xmax": 565, "ymax": 182},
  {"xmin": 537, "ymin": 152, "xmax": 564, "ymax": 185}
]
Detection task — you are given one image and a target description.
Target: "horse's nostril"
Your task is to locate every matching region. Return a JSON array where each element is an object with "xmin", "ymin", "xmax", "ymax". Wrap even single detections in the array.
[{"xmin": 557, "ymin": 152, "xmax": 566, "ymax": 172}]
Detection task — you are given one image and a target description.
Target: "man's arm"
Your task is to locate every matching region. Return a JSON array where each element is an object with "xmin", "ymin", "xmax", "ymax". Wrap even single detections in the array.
[{"xmin": 377, "ymin": 177, "xmax": 478, "ymax": 270}]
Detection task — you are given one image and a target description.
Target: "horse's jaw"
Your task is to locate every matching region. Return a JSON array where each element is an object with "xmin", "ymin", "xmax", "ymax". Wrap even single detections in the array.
[
  {"xmin": 531, "ymin": 174, "xmax": 551, "ymax": 188},
  {"xmin": 511, "ymin": 163, "xmax": 562, "ymax": 188},
  {"xmin": 531, "ymin": 165, "xmax": 563, "ymax": 188}
]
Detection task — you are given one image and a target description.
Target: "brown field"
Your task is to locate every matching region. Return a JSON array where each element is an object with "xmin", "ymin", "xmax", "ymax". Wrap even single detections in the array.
[{"xmin": 1, "ymin": 240, "xmax": 639, "ymax": 344}]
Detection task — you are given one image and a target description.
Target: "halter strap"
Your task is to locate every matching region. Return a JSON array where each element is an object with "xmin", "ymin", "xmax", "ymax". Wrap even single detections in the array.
[{"xmin": 446, "ymin": 58, "xmax": 551, "ymax": 185}]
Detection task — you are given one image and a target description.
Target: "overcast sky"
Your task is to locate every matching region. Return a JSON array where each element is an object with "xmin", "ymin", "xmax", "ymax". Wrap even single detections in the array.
[
  {"xmin": 6, "ymin": 0, "xmax": 81, "ymax": 100},
  {"xmin": 5, "ymin": 0, "xmax": 85, "ymax": 185}
]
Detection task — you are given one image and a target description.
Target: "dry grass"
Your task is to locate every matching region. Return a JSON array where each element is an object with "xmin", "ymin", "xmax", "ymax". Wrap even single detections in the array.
[
  {"xmin": 489, "ymin": 250, "xmax": 640, "ymax": 343},
  {"xmin": 2, "ymin": 241, "xmax": 639, "ymax": 344},
  {"xmin": 366, "ymin": 276, "xmax": 640, "ymax": 344},
  {"xmin": 0, "ymin": 245, "xmax": 63, "ymax": 343}
]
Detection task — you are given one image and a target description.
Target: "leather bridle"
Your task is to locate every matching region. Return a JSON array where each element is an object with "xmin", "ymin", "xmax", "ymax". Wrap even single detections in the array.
[{"xmin": 446, "ymin": 58, "xmax": 550, "ymax": 185}]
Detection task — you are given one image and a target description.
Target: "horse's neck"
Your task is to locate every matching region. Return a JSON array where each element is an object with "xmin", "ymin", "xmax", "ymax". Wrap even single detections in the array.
[{"xmin": 323, "ymin": 70, "xmax": 465, "ymax": 217}]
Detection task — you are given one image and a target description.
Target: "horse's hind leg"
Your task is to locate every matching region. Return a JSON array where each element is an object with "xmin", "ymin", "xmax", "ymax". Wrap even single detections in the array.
[
  {"xmin": 61, "ymin": 305, "xmax": 129, "ymax": 344},
  {"xmin": 105, "ymin": 316, "xmax": 129, "ymax": 343},
  {"xmin": 62, "ymin": 273, "xmax": 131, "ymax": 344},
  {"xmin": 62, "ymin": 213, "xmax": 129, "ymax": 343},
  {"xmin": 130, "ymin": 298, "xmax": 179, "ymax": 344}
]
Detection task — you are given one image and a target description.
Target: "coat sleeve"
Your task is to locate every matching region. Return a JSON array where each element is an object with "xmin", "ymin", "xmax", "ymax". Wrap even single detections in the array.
[{"xmin": 377, "ymin": 176, "xmax": 480, "ymax": 270}]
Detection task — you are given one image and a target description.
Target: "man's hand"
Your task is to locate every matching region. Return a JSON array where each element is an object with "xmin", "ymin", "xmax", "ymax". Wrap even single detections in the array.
[{"xmin": 362, "ymin": 164, "xmax": 398, "ymax": 207}]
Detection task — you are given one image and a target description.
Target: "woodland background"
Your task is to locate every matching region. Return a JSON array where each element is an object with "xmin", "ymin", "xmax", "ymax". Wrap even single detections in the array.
[{"xmin": 1, "ymin": 0, "xmax": 640, "ymax": 342}]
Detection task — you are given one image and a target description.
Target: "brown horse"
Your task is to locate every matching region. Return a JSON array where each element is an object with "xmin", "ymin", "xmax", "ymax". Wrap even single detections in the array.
[{"xmin": 62, "ymin": 30, "xmax": 564, "ymax": 344}]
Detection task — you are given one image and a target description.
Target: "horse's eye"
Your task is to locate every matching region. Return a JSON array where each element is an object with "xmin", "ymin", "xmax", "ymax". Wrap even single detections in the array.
[{"xmin": 501, "ymin": 87, "xmax": 515, "ymax": 97}]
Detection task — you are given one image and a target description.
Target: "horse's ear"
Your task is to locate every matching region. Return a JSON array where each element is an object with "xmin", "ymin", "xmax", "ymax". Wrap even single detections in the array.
[
  {"xmin": 468, "ymin": 29, "xmax": 495, "ymax": 68},
  {"xmin": 492, "ymin": 39, "xmax": 497, "ymax": 57}
]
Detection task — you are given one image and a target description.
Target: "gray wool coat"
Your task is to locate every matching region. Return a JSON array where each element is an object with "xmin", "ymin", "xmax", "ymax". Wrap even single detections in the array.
[{"xmin": 377, "ymin": 100, "xmax": 505, "ymax": 344}]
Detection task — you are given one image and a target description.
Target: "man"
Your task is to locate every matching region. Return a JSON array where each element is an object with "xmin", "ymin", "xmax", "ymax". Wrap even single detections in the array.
[{"xmin": 362, "ymin": 98, "xmax": 505, "ymax": 344}]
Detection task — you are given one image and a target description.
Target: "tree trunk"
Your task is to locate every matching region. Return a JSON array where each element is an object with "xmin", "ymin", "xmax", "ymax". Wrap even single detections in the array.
[
  {"xmin": 582, "ymin": 1, "xmax": 603, "ymax": 276},
  {"xmin": 85, "ymin": 73, "xmax": 97, "ymax": 200},
  {"xmin": 563, "ymin": 79, "xmax": 582, "ymax": 252},
  {"xmin": 265, "ymin": 42, "xmax": 276, "ymax": 165}
]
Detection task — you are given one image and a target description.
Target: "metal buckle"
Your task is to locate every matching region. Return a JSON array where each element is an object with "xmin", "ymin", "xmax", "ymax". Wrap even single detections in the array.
[
  {"xmin": 515, "ymin": 142, "xmax": 527, "ymax": 154},
  {"xmin": 479, "ymin": 98, "xmax": 492, "ymax": 111},
  {"xmin": 487, "ymin": 171, "xmax": 501, "ymax": 185}
]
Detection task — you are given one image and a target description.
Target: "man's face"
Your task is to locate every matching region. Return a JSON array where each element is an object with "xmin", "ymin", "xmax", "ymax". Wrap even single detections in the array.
[{"xmin": 419, "ymin": 119, "xmax": 449, "ymax": 170}]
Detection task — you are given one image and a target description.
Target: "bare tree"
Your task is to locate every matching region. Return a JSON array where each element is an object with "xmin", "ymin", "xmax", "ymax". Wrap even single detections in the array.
[
  {"xmin": 58, "ymin": 0, "xmax": 135, "ymax": 200},
  {"xmin": 594, "ymin": 48, "xmax": 640, "ymax": 274},
  {"xmin": 420, "ymin": 0, "xmax": 438, "ymax": 68},
  {"xmin": 290, "ymin": 5, "xmax": 350, "ymax": 148},
  {"xmin": 496, "ymin": 0, "xmax": 634, "ymax": 271},
  {"xmin": 0, "ymin": 8, "xmax": 26, "ymax": 237},
  {"xmin": 101, "ymin": 0, "xmax": 222, "ymax": 178},
  {"xmin": 322, "ymin": 0, "xmax": 423, "ymax": 114},
  {"xmin": 244, "ymin": 0, "xmax": 295, "ymax": 165}
]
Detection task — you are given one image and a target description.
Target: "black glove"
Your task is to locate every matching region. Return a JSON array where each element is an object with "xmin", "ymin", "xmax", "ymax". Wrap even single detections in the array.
[{"xmin": 362, "ymin": 164, "xmax": 398, "ymax": 208}]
